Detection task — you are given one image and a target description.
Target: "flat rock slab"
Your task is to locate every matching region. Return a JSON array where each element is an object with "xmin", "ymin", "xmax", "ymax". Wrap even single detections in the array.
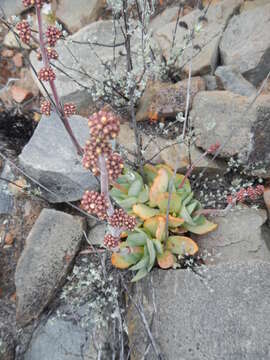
[
  {"xmin": 19, "ymin": 113, "xmax": 98, "ymax": 203},
  {"xmin": 15, "ymin": 209, "xmax": 85, "ymax": 327},
  {"xmin": 154, "ymin": 0, "xmax": 243, "ymax": 76},
  {"xmin": 196, "ymin": 207, "xmax": 270, "ymax": 265},
  {"xmin": 128, "ymin": 261, "xmax": 270, "ymax": 360},
  {"xmin": 190, "ymin": 91, "xmax": 270, "ymax": 177},
  {"xmin": 220, "ymin": 4, "xmax": 270, "ymax": 86}
]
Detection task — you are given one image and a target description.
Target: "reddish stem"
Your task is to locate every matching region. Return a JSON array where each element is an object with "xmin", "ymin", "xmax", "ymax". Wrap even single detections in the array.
[
  {"xmin": 35, "ymin": 5, "xmax": 83, "ymax": 156},
  {"xmin": 98, "ymin": 154, "xmax": 114, "ymax": 217}
]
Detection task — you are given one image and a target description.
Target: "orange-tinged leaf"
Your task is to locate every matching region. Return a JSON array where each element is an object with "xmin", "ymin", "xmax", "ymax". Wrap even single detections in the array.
[
  {"xmin": 170, "ymin": 226, "xmax": 188, "ymax": 234},
  {"xmin": 149, "ymin": 168, "xmax": 169, "ymax": 207},
  {"xmin": 167, "ymin": 236, "xmax": 198, "ymax": 256},
  {"xmin": 184, "ymin": 219, "xmax": 218, "ymax": 235},
  {"xmin": 143, "ymin": 164, "xmax": 158, "ymax": 185},
  {"xmin": 144, "ymin": 216, "xmax": 159, "ymax": 237},
  {"xmin": 111, "ymin": 253, "xmax": 131, "ymax": 269},
  {"xmin": 111, "ymin": 181, "xmax": 128, "ymax": 194},
  {"xmin": 132, "ymin": 246, "xmax": 144, "ymax": 255},
  {"xmin": 157, "ymin": 250, "xmax": 175, "ymax": 269},
  {"xmin": 133, "ymin": 204, "xmax": 159, "ymax": 220},
  {"xmin": 156, "ymin": 216, "xmax": 166, "ymax": 242},
  {"xmin": 156, "ymin": 192, "xmax": 182, "ymax": 213},
  {"xmin": 168, "ymin": 215, "xmax": 184, "ymax": 228}
]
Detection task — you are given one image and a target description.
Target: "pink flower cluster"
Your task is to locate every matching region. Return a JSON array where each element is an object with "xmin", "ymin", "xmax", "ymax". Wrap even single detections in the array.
[{"xmin": 227, "ymin": 185, "xmax": 264, "ymax": 204}]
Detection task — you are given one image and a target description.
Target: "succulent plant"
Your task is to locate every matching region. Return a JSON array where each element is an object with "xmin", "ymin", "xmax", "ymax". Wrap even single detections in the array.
[{"xmin": 110, "ymin": 163, "xmax": 217, "ymax": 281}]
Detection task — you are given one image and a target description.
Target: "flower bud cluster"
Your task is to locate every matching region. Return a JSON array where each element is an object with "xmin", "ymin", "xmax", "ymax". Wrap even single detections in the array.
[
  {"xmin": 40, "ymin": 99, "xmax": 51, "ymax": 116},
  {"xmin": 227, "ymin": 184, "xmax": 264, "ymax": 204},
  {"xmin": 16, "ymin": 20, "xmax": 31, "ymax": 44},
  {"xmin": 23, "ymin": 0, "xmax": 50, "ymax": 8},
  {"xmin": 104, "ymin": 234, "xmax": 119, "ymax": 249},
  {"xmin": 64, "ymin": 103, "xmax": 76, "ymax": 117},
  {"xmin": 46, "ymin": 25, "xmax": 62, "ymax": 47},
  {"xmin": 37, "ymin": 47, "xmax": 58, "ymax": 61},
  {"xmin": 108, "ymin": 208, "xmax": 136, "ymax": 231},
  {"xmin": 83, "ymin": 109, "xmax": 124, "ymax": 181},
  {"xmin": 38, "ymin": 66, "xmax": 56, "ymax": 81},
  {"xmin": 81, "ymin": 190, "xmax": 108, "ymax": 220}
]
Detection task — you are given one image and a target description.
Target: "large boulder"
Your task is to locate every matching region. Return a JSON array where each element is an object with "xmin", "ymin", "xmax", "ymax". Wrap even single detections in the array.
[
  {"xmin": 55, "ymin": 0, "xmax": 106, "ymax": 33},
  {"xmin": 15, "ymin": 209, "xmax": 85, "ymax": 327},
  {"xmin": 19, "ymin": 113, "xmax": 98, "ymax": 203},
  {"xmin": 128, "ymin": 261, "xmax": 270, "ymax": 360},
  {"xmin": 154, "ymin": 0, "xmax": 243, "ymax": 77},
  {"xmin": 136, "ymin": 77, "xmax": 205, "ymax": 121},
  {"xmin": 190, "ymin": 91, "xmax": 270, "ymax": 177},
  {"xmin": 219, "ymin": 4, "xmax": 270, "ymax": 86}
]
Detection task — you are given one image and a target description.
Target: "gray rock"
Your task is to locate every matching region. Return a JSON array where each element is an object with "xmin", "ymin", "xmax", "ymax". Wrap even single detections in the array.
[
  {"xmin": 19, "ymin": 113, "xmax": 98, "ymax": 203},
  {"xmin": 24, "ymin": 254, "xmax": 117, "ymax": 360},
  {"xmin": 196, "ymin": 207, "xmax": 270, "ymax": 264},
  {"xmin": 190, "ymin": 91, "xmax": 270, "ymax": 177},
  {"xmin": 219, "ymin": 4, "xmax": 270, "ymax": 86},
  {"xmin": 150, "ymin": 6, "xmax": 179, "ymax": 32},
  {"xmin": 15, "ymin": 209, "xmax": 85, "ymax": 327},
  {"xmin": 154, "ymin": 0, "xmax": 243, "ymax": 77},
  {"xmin": 87, "ymin": 223, "xmax": 106, "ymax": 246},
  {"xmin": 128, "ymin": 261, "xmax": 270, "ymax": 360},
  {"xmin": 29, "ymin": 20, "xmax": 125, "ymax": 110},
  {"xmin": 215, "ymin": 65, "xmax": 256, "ymax": 96},
  {"xmin": 203, "ymin": 75, "xmax": 218, "ymax": 90},
  {"xmin": 0, "ymin": 326, "xmax": 15, "ymax": 360},
  {"xmin": 0, "ymin": 192, "xmax": 13, "ymax": 215},
  {"xmin": 24, "ymin": 317, "xmax": 86, "ymax": 360},
  {"xmin": 55, "ymin": 0, "xmax": 106, "ymax": 33},
  {"xmin": 0, "ymin": 0, "xmax": 25, "ymax": 18}
]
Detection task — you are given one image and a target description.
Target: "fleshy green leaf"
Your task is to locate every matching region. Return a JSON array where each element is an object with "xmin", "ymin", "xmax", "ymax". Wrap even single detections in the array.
[
  {"xmin": 127, "ymin": 232, "xmax": 147, "ymax": 247},
  {"xmin": 131, "ymin": 267, "xmax": 148, "ymax": 282},
  {"xmin": 146, "ymin": 238, "xmax": 156, "ymax": 271},
  {"xmin": 184, "ymin": 219, "xmax": 218, "ymax": 235},
  {"xmin": 116, "ymin": 197, "xmax": 138, "ymax": 210},
  {"xmin": 137, "ymin": 185, "xmax": 149, "ymax": 203},
  {"xmin": 128, "ymin": 179, "xmax": 143, "ymax": 197},
  {"xmin": 153, "ymin": 239, "xmax": 163, "ymax": 254},
  {"xmin": 133, "ymin": 204, "xmax": 159, "ymax": 220},
  {"xmin": 156, "ymin": 192, "xmax": 182, "ymax": 214}
]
